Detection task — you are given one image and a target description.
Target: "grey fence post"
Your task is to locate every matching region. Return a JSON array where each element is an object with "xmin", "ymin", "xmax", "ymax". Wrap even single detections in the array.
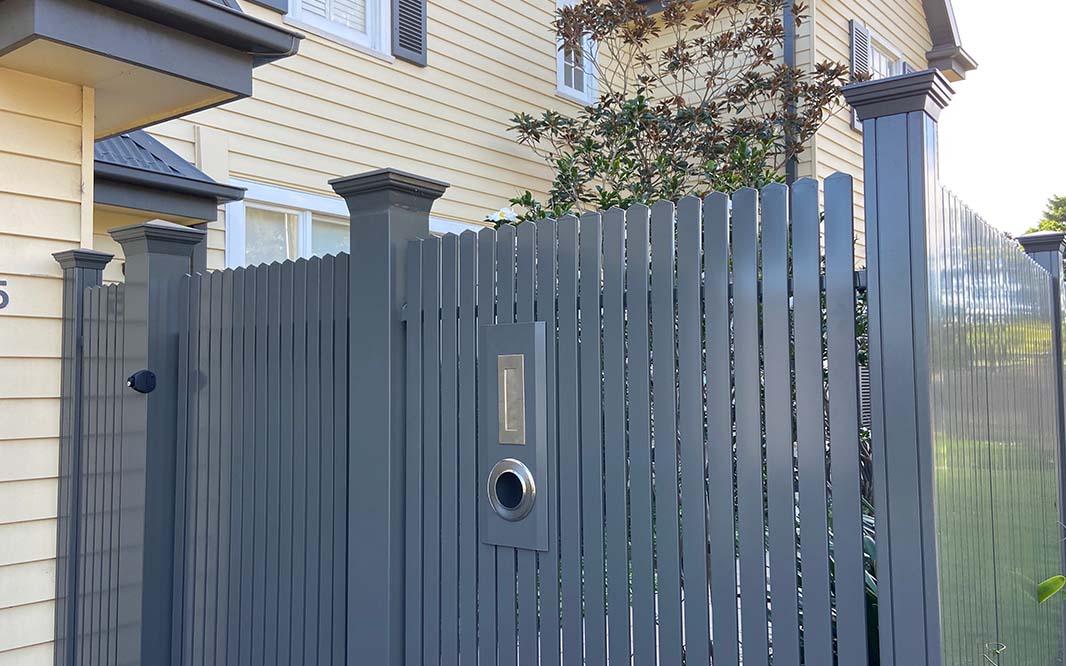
[
  {"xmin": 1018, "ymin": 231, "xmax": 1066, "ymax": 582},
  {"xmin": 109, "ymin": 220, "xmax": 206, "ymax": 666},
  {"xmin": 843, "ymin": 70, "xmax": 954, "ymax": 666},
  {"xmin": 52, "ymin": 248, "xmax": 113, "ymax": 666},
  {"xmin": 330, "ymin": 168, "xmax": 448, "ymax": 665}
]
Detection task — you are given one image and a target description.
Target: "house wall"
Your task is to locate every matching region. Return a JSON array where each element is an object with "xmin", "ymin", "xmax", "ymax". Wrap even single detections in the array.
[
  {"xmin": 808, "ymin": 0, "xmax": 933, "ymax": 257},
  {"xmin": 149, "ymin": 0, "xmax": 569, "ymax": 232},
  {"xmin": 0, "ymin": 67, "xmax": 94, "ymax": 665}
]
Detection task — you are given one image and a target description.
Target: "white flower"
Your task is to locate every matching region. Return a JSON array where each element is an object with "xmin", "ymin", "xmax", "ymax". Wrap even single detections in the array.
[{"xmin": 487, "ymin": 207, "xmax": 518, "ymax": 223}]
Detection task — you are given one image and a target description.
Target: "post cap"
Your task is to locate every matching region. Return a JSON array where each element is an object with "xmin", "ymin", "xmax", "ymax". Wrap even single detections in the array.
[
  {"xmin": 1017, "ymin": 230, "xmax": 1066, "ymax": 255},
  {"xmin": 329, "ymin": 168, "xmax": 449, "ymax": 201},
  {"xmin": 53, "ymin": 248, "xmax": 114, "ymax": 271},
  {"xmin": 843, "ymin": 69, "xmax": 955, "ymax": 122},
  {"xmin": 109, "ymin": 219, "xmax": 206, "ymax": 254}
]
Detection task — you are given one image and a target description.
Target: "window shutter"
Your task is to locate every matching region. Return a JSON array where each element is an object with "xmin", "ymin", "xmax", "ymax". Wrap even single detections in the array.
[
  {"xmin": 902, "ymin": 60, "xmax": 916, "ymax": 74},
  {"xmin": 303, "ymin": 0, "xmax": 328, "ymax": 18},
  {"xmin": 392, "ymin": 0, "xmax": 427, "ymax": 66},
  {"xmin": 849, "ymin": 19, "xmax": 871, "ymax": 130}
]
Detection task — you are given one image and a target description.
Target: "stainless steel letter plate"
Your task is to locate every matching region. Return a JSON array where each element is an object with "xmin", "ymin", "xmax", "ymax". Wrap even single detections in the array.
[
  {"xmin": 497, "ymin": 354, "xmax": 526, "ymax": 444},
  {"xmin": 479, "ymin": 322, "xmax": 548, "ymax": 551}
]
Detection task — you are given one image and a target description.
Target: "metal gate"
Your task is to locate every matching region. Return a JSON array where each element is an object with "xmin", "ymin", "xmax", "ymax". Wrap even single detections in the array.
[{"xmin": 402, "ymin": 176, "xmax": 872, "ymax": 665}]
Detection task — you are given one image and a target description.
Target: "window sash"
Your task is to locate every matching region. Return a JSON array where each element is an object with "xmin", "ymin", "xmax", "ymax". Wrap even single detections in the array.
[{"xmin": 291, "ymin": 0, "xmax": 385, "ymax": 51}]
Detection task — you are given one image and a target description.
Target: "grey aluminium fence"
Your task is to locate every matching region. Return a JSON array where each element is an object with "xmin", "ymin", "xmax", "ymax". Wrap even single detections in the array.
[{"xmin": 51, "ymin": 70, "xmax": 1066, "ymax": 666}]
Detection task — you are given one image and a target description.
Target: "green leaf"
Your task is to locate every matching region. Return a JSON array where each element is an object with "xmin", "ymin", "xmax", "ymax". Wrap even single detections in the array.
[{"xmin": 1037, "ymin": 575, "xmax": 1065, "ymax": 604}]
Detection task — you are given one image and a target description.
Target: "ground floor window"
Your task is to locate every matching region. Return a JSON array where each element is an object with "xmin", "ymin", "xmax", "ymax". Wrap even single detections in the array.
[{"xmin": 225, "ymin": 179, "xmax": 479, "ymax": 268}]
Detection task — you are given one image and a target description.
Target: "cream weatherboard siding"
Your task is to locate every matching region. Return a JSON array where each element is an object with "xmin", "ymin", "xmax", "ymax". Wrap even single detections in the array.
[
  {"xmin": 805, "ymin": 0, "xmax": 933, "ymax": 256},
  {"xmin": 0, "ymin": 67, "xmax": 94, "ymax": 664},
  {"xmin": 149, "ymin": 0, "xmax": 568, "ymax": 232}
]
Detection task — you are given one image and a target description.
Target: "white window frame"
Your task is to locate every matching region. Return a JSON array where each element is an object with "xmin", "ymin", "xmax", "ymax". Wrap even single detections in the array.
[
  {"xmin": 287, "ymin": 0, "xmax": 391, "ymax": 58},
  {"xmin": 225, "ymin": 179, "xmax": 481, "ymax": 268},
  {"xmin": 868, "ymin": 29, "xmax": 905, "ymax": 81},
  {"xmin": 555, "ymin": 0, "xmax": 598, "ymax": 105}
]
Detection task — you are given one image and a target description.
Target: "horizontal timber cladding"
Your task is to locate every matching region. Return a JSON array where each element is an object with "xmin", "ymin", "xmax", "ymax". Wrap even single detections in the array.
[
  {"xmin": 172, "ymin": 255, "xmax": 349, "ymax": 666},
  {"xmin": 403, "ymin": 176, "xmax": 872, "ymax": 664}
]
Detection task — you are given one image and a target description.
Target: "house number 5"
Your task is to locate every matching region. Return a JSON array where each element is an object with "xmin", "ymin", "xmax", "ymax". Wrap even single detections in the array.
[{"xmin": 0, "ymin": 280, "xmax": 8, "ymax": 310}]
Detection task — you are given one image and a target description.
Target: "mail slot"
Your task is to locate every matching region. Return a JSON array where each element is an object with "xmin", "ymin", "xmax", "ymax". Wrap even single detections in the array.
[{"xmin": 479, "ymin": 322, "xmax": 548, "ymax": 551}]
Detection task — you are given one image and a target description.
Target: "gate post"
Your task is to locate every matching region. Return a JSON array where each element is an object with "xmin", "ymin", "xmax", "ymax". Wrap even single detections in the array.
[
  {"xmin": 330, "ymin": 169, "xmax": 448, "ymax": 665},
  {"xmin": 1018, "ymin": 231, "xmax": 1066, "ymax": 590},
  {"xmin": 109, "ymin": 220, "xmax": 206, "ymax": 666},
  {"xmin": 843, "ymin": 70, "xmax": 954, "ymax": 666},
  {"xmin": 52, "ymin": 248, "xmax": 113, "ymax": 666}
]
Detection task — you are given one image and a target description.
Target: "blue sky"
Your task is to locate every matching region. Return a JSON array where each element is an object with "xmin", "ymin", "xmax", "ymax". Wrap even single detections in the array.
[{"xmin": 938, "ymin": 0, "xmax": 1066, "ymax": 235}]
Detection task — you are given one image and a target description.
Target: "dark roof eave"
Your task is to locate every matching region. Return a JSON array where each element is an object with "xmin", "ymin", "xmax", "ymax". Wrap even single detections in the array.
[
  {"xmin": 89, "ymin": 0, "xmax": 302, "ymax": 65},
  {"xmin": 95, "ymin": 160, "xmax": 246, "ymax": 203}
]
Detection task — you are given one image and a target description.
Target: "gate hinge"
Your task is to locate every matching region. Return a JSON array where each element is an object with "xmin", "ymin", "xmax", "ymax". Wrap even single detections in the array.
[{"xmin": 399, "ymin": 303, "xmax": 409, "ymax": 323}]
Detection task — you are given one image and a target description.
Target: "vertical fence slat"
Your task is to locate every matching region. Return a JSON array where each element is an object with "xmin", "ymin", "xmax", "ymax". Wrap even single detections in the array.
[
  {"xmin": 207, "ymin": 271, "xmax": 224, "ymax": 665},
  {"xmin": 602, "ymin": 208, "xmax": 631, "ymax": 665},
  {"xmin": 91, "ymin": 284, "xmax": 104, "ymax": 665},
  {"xmin": 792, "ymin": 179, "xmax": 833, "ymax": 664},
  {"xmin": 515, "ymin": 221, "xmax": 539, "ymax": 666},
  {"xmin": 98, "ymin": 284, "xmax": 115, "ymax": 666},
  {"xmin": 578, "ymin": 212, "xmax": 607, "ymax": 665},
  {"xmin": 227, "ymin": 268, "xmax": 246, "ymax": 666},
  {"xmin": 174, "ymin": 277, "xmax": 191, "ymax": 666},
  {"xmin": 458, "ymin": 231, "xmax": 479, "ymax": 666},
  {"xmin": 677, "ymin": 196, "xmax": 711, "ymax": 666},
  {"xmin": 495, "ymin": 224, "xmax": 518, "ymax": 666},
  {"xmin": 290, "ymin": 260, "xmax": 308, "ymax": 665},
  {"xmin": 79, "ymin": 284, "xmax": 92, "ymax": 666},
  {"xmin": 534, "ymin": 219, "xmax": 561, "ymax": 666},
  {"xmin": 108, "ymin": 285, "xmax": 124, "ymax": 666},
  {"xmin": 651, "ymin": 200, "xmax": 684, "ymax": 663},
  {"xmin": 96, "ymin": 283, "xmax": 112, "ymax": 664},
  {"xmin": 422, "ymin": 240, "xmax": 443, "ymax": 666},
  {"xmin": 626, "ymin": 204, "xmax": 657, "ymax": 665},
  {"xmin": 761, "ymin": 183, "xmax": 801, "ymax": 666},
  {"xmin": 276, "ymin": 261, "xmax": 294, "ymax": 662},
  {"xmin": 239, "ymin": 267, "xmax": 256, "ymax": 666},
  {"xmin": 302, "ymin": 258, "xmax": 322, "ymax": 666},
  {"xmin": 555, "ymin": 215, "xmax": 582, "ymax": 665},
  {"xmin": 195, "ymin": 271, "xmax": 213, "ymax": 666},
  {"xmin": 441, "ymin": 236, "xmax": 461, "ymax": 666},
  {"xmin": 318, "ymin": 256, "xmax": 336, "ymax": 663},
  {"xmin": 266, "ymin": 262, "xmax": 283, "ymax": 666},
  {"xmin": 332, "ymin": 254, "xmax": 349, "ymax": 664},
  {"xmin": 405, "ymin": 242, "xmax": 425, "ymax": 666},
  {"xmin": 252, "ymin": 265, "xmax": 270, "ymax": 665},
  {"xmin": 703, "ymin": 189, "xmax": 737, "ymax": 660},
  {"xmin": 216, "ymin": 268, "xmax": 234, "ymax": 666},
  {"xmin": 732, "ymin": 187, "xmax": 769, "ymax": 664},
  {"xmin": 824, "ymin": 173, "xmax": 870, "ymax": 665},
  {"xmin": 476, "ymin": 227, "xmax": 498, "ymax": 666}
]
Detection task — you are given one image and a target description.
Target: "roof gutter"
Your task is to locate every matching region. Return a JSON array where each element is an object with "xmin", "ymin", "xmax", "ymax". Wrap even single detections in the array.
[
  {"xmin": 96, "ymin": 161, "xmax": 246, "ymax": 202},
  {"xmin": 89, "ymin": 0, "xmax": 302, "ymax": 65}
]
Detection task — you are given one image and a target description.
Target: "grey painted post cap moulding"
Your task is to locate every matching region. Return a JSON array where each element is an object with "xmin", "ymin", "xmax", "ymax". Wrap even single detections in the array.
[
  {"xmin": 1017, "ymin": 231, "xmax": 1066, "ymax": 255},
  {"xmin": 53, "ymin": 248, "xmax": 115, "ymax": 271},
  {"xmin": 842, "ymin": 69, "xmax": 955, "ymax": 122},
  {"xmin": 330, "ymin": 168, "xmax": 450, "ymax": 201},
  {"xmin": 109, "ymin": 219, "xmax": 207, "ymax": 254}
]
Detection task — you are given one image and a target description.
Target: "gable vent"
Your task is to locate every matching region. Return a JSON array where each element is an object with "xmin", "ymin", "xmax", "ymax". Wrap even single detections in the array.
[{"xmin": 393, "ymin": 0, "xmax": 427, "ymax": 66}]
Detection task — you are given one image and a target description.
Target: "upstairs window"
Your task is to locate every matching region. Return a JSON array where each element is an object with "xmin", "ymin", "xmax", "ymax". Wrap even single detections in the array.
[
  {"xmin": 290, "ymin": 0, "xmax": 388, "ymax": 53},
  {"xmin": 850, "ymin": 20, "xmax": 912, "ymax": 130},
  {"xmin": 556, "ymin": 0, "xmax": 597, "ymax": 104}
]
